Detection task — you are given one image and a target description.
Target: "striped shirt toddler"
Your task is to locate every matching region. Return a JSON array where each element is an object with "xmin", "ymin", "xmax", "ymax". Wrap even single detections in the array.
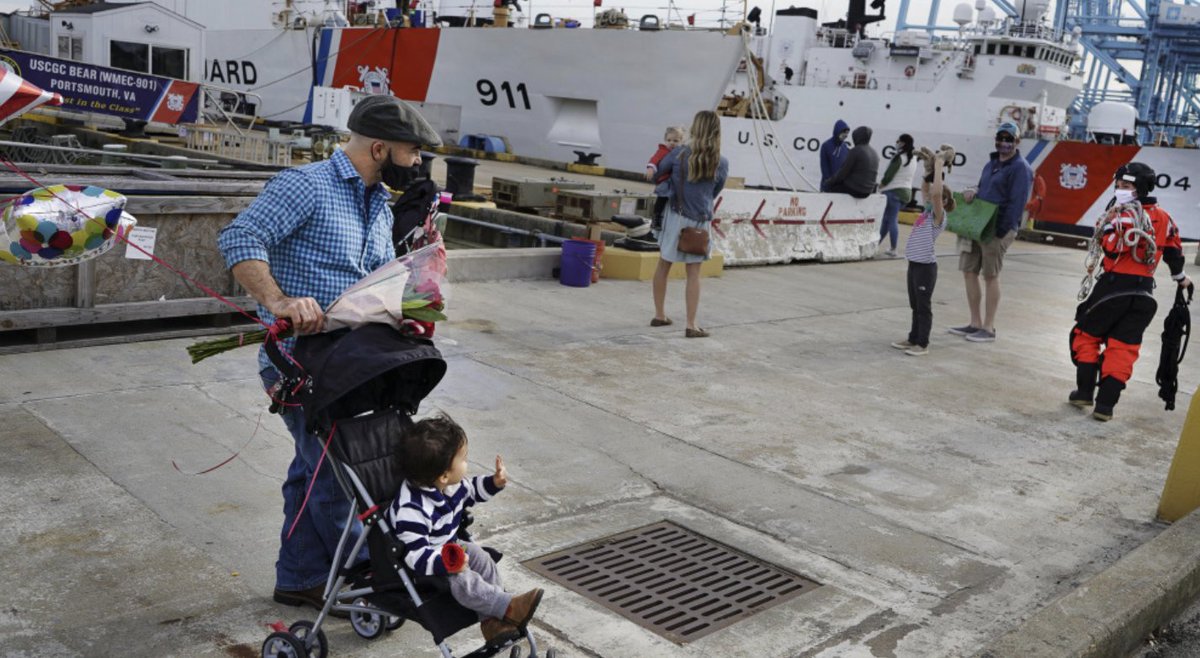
[
  {"xmin": 905, "ymin": 206, "xmax": 945, "ymax": 263},
  {"xmin": 389, "ymin": 475, "xmax": 501, "ymax": 576}
]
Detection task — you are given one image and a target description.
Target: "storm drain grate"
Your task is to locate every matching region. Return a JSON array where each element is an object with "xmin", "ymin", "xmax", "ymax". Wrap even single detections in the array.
[{"xmin": 523, "ymin": 520, "xmax": 821, "ymax": 643}]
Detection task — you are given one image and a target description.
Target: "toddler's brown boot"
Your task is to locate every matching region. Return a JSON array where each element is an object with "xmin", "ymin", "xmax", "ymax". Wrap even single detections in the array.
[
  {"xmin": 481, "ymin": 618, "xmax": 520, "ymax": 644},
  {"xmin": 502, "ymin": 588, "xmax": 544, "ymax": 627}
]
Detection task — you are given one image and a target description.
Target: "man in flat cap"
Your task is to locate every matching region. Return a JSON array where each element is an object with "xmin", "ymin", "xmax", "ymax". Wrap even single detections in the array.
[{"xmin": 218, "ymin": 95, "xmax": 440, "ymax": 614}]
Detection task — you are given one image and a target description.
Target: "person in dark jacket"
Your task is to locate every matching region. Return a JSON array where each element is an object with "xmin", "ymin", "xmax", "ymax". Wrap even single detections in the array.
[
  {"xmin": 826, "ymin": 126, "xmax": 879, "ymax": 198},
  {"xmin": 819, "ymin": 119, "xmax": 851, "ymax": 192},
  {"xmin": 947, "ymin": 121, "xmax": 1033, "ymax": 343}
]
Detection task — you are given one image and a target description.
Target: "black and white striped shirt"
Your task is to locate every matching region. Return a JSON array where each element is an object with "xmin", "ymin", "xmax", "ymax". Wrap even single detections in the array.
[{"xmin": 389, "ymin": 475, "xmax": 500, "ymax": 576}]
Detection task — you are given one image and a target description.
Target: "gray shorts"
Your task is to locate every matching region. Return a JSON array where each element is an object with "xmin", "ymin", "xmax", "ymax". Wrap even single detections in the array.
[{"xmin": 958, "ymin": 231, "xmax": 1016, "ymax": 278}]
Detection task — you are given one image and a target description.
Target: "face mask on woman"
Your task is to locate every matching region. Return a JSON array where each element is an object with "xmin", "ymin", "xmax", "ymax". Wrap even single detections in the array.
[{"xmin": 1114, "ymin": 189, "xmax": 1137, "ymax": 206}]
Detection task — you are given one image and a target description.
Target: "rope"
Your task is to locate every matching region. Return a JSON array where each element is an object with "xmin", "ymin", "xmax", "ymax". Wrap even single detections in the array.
[
  {"xmin": 737, "ymin": 30, "xmax": 818, "ymax": 193},
  {"xmin": 1078, "ymin": 200, "xmax": 1156, "ymax": 301}
]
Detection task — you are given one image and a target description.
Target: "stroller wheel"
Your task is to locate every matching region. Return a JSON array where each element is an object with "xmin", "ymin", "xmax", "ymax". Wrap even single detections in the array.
[
  {"xmin": 287, "ymin": 620, "xmax": 329, "ymax": 658},
  {"xmin": 509, "ymin": 645, "xmax": 524, "ymax": 658},
  {"xmin": 261, "ymin": 631, "xmax": 307, "ymax": 658},
  {"xmin": 349, "ymin": 598, "xmax": 387, "ymax": 640}
]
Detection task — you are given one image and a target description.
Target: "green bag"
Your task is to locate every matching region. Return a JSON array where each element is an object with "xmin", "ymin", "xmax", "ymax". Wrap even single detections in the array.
[{"xmin": 945, "ymin": 192, "xmax": 998, "ymax": 243}]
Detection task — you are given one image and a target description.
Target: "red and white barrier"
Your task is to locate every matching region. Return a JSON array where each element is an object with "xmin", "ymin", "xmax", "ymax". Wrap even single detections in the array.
[{"xmin": 711, "ymin": 190, "xmax": 884, "ymax": 265}]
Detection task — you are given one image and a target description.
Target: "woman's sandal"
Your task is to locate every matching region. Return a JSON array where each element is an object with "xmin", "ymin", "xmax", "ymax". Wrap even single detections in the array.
[
  {"xmin": 650, "ymin": 318, "xmax": 673, "ymax": 327},
  {"xmin": 685, "ymin": 327, "xmax": 710, "ymax": 338}
]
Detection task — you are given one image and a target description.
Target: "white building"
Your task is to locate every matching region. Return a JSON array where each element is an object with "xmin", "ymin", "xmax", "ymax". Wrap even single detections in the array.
[{"xmin": 48, "ymin": 2, "xmax": 204, "ymax": 81}]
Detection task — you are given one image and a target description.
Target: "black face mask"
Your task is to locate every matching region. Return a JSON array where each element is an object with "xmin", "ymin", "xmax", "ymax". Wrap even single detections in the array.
[{"xmin": 379, "ymin": 148, "xmax": 418, "ymax": 190}]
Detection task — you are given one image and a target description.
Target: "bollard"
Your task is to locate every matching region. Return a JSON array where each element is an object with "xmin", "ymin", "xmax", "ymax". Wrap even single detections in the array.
[
  {"xmin": 418, "ymin": 151, "xmax": 437, "ymax": 180},
  {"xmin": 444, "ymin": 156, "xmax": 479, "ymax": 198},
  {"xmin": 1158, "ymin": 385, "xmax": 1200, "ymax": 522},
  {"xmin": 101, "ymin": 144, "xmax": 127, "ymax": 166}
]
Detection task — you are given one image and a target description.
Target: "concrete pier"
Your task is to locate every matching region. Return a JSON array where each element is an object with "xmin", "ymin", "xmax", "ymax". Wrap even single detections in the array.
[{"xmin": 2, "ymin": 222, "xmax": 1197, "ymax": 656}]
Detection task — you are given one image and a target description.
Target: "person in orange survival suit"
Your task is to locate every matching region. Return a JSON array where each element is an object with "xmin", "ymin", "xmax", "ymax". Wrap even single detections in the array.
[{"xmin": 1069, "ymin": 162, "xmax": 1191, "ymax": 421}]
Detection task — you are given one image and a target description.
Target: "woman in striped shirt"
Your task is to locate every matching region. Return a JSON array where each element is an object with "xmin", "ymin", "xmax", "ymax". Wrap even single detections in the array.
[{"xmin": 892, "ymin": 155, "xmax": 956, "ymax": 356}]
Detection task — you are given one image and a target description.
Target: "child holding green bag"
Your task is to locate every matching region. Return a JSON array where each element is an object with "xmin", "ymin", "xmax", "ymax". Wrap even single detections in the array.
[{"xmin": 892, "ymin": 154, "xmax": 956, "ymax": 356}]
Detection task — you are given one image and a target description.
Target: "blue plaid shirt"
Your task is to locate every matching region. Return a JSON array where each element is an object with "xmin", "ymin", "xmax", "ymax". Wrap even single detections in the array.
[{"xmin": 218, "ymin": 149, "xmax": 395, "ymax": 372}]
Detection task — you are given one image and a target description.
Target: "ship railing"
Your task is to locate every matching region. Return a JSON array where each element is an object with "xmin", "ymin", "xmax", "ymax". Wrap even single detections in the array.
[
  {"xmin": 181, "ymin": 124, "xmax": 293, "ymax": 167},
  {"xmin": 197, "ymin": 84, "xmax": 265, "ymax": 136}
]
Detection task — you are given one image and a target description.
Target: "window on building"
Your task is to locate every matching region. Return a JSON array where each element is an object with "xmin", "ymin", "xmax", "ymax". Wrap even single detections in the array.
[
  {"xmin": 999, "ymin": 44, "xmax": 1010, "ymax": 55},
  {"xmin": 151, "ymin": 46, "xmax": 187, "ymax": 79},
  {"xmin": 110, "ymin": 41, "xmax": 189, "ymax": 79},
  {"xmin": 57, "ymin": 36, "xmax": 83, "ymax": 61},
  {"xmin": 110, "ymin": 40, "xmax": 149, "ymax": 73}
]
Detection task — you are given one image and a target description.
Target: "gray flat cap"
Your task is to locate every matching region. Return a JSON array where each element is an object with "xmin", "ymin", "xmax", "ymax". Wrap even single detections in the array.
[{"xmin": 347, "ymin": 95, "xmax": 442, "ymax": 146}]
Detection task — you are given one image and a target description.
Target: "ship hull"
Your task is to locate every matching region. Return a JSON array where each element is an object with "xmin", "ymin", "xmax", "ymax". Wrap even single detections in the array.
[{"xmin": 724, "ymin": 117, "xmax": 1200, "ymax": 239}]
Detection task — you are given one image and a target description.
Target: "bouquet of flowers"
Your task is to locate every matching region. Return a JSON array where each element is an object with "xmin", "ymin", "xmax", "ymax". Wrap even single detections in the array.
[{"xmin": 187, "ymin": 239, "xmax": 449, "ymax": 364}]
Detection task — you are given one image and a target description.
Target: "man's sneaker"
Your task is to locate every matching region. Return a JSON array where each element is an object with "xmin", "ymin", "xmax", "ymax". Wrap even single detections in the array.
[
  {"xmin": 905, "ymin": 345, "xmax": 929, "ymax": 356},
  {"xmin": 948, "ymin": 324, "xmax": 980, "ymax": 336},
  {"xmin": 884, "ymin": 249, "xmax": 898, "ymax": 258},
  {"xmin": 891, "ymin": 339, "xmax": 916, "ymax": 350},
  {"xmin": 965, "ymin": 329, "xmax": 996, "ymax": 343}
]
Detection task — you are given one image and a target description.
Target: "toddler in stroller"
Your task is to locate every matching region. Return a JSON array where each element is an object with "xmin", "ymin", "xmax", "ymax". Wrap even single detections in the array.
[
  {"xmin": 261, "ymin": 324, "xmax": 553, "ymax": 658},
  {"xmin": 391, "ymin": 413, "xmax": 544, "ymax": 644}
]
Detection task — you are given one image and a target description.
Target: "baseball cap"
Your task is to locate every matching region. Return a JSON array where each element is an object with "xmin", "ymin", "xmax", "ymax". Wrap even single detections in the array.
[
  {"xmin": 996, "ymin": 122, "xmax": 1020, "ymax": 139},
  {"xmin": 347, "ymin": 95, "xmax": 442, "ymax": 147}
]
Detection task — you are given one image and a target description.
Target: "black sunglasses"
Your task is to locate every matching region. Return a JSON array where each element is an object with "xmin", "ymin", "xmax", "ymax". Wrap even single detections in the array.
[{"xmin": 995, "ymin": 134, "xmax": 1016, "ymax": 143}]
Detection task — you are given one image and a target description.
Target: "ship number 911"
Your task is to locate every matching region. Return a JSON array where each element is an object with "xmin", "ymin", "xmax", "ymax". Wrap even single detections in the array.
[{"xmin": 477, "ymin": 79, "xmax": 531, "ymax": 110}]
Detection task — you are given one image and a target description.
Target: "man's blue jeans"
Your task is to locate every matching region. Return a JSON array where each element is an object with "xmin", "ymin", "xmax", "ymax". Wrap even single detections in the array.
[
  {"xmin": 260, "ymin": 367, "xmax": 364, "ymax": 591},
  {"xmin": 880, "ymin": 189, "xmax": 903, "ymax": 251}
]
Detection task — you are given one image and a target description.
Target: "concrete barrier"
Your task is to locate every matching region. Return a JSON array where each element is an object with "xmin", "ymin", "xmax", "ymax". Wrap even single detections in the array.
[{"xmin": 711, "ymin": 190, "xmax": 885, "ymax": 265}]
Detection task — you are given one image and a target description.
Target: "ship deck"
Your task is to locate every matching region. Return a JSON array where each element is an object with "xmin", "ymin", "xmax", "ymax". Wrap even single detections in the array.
[{"xmin": 1, "ymin": 160, "xmax": 1195, "ymax": 656}]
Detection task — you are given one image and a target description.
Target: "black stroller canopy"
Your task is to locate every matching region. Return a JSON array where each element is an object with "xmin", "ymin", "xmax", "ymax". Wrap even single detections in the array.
[{"xmin": 287, "ymin": 324, "xmax": 447, "ymax": 425}]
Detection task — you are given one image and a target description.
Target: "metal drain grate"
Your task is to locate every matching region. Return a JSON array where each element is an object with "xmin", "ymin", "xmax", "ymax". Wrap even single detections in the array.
[{"xmin": 523, "ymin": 520, "xmax": 820, "ymax": 643}]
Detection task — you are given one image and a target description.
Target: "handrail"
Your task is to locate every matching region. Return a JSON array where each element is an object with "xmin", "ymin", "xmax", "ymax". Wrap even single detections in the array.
[
  {"xmin": 0, "ymin": 139, "xmax": 220, "ymax": 166},
  {"xmin": 443, "ymin": 213, "xmax": 567, "ymax": 247}
]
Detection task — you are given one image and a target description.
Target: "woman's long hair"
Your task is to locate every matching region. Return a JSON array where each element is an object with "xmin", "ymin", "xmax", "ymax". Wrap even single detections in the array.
[
  {"xmin": 897, "ymin": 133, "xmax": 914, "ymax": 166},
  {"xmin": 687, "ymin": 110, "xmax": 721, "ymax": 182}
]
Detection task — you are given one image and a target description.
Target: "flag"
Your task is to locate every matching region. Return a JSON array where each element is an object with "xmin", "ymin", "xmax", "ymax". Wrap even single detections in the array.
[{"xmin": 0, "ymin": 68, "xmax": 62, "ymax": 125}]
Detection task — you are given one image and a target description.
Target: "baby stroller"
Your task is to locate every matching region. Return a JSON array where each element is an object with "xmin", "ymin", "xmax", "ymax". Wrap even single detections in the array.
[{"xmin": 261, "ymin": 324, "xmax": 553, "ymax": 658}]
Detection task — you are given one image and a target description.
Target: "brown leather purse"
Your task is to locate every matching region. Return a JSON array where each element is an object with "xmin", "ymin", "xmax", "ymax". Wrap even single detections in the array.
[
  {"xmin": 672, "ymin": 150, "xmax": 710, "ymax": 256},
  {"xmin": 678, "ymin": 225, "xmax": 709, "ymax": 255}
]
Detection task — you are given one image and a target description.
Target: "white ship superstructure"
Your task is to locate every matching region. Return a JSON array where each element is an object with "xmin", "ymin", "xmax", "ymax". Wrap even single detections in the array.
[
  {"xmin": 5, "ymin": 0, "xmax": 1198, "ymax": 236},
  {"xmin": 722, "ymin": 2, "xmax": 1085, "ymax": 192}
]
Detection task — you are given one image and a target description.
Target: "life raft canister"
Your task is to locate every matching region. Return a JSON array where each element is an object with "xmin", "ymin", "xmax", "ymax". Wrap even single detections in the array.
[{"xmin": 904, "ymin": 65, "xmax": 916, "ymax": 77}]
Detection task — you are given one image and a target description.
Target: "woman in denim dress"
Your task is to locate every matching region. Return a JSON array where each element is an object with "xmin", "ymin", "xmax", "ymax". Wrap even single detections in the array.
[{"xmin": 650, "ymin": 110, "xmax": 729, "ymax": 338}]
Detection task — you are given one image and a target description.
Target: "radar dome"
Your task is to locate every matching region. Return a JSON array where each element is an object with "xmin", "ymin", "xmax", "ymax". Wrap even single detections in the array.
[
  {"xmin": 978, "ymin": 7, "xmax": 996, "ymax": 24},
  {"xmin": 974, "ymin": 0, "xmax": 986, "ymax": 10},
  {"xmin": 953, "ymin": 3, "xmax": 974, "ymax": 26},
  {"xmin": 1087, "ymin": 101, "xmax": 1138, "ymax": 137}
]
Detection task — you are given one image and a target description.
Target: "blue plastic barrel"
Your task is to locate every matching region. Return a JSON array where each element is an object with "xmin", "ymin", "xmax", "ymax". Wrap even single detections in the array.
[{"xmin": 560, "ymin": 239, "xmax": 597, "ymax": 287}]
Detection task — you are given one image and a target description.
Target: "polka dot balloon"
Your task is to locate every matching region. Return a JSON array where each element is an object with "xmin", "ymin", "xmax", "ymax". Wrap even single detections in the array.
[{"xmin": 0, "ymin": 184, "xmax": 136, "ymax": 267}]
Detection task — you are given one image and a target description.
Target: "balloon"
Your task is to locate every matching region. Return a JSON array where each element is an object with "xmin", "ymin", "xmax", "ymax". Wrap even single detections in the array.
[{"xmin": 0, "ymin": 184, "xmax": 137, "ymax": 267}]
